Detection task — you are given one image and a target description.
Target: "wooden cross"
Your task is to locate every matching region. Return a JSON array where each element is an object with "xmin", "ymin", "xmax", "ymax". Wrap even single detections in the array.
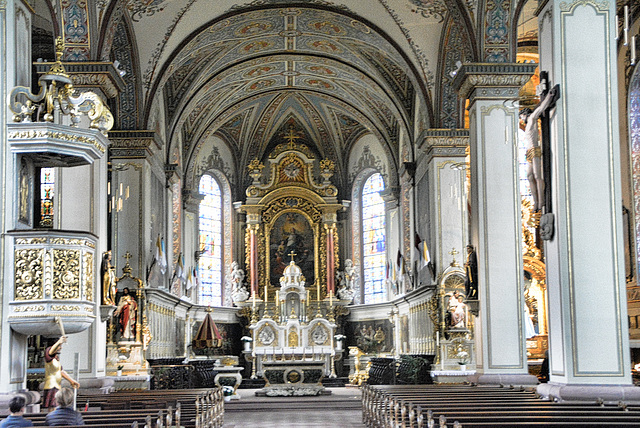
[{"xmin": 288, "ymin": 250, "xmax": 297, "ymax": 263}]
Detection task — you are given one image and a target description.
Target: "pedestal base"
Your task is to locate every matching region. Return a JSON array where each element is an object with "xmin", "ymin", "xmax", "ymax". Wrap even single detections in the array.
[
  {"xmin": 110, "ymin": 374, "xmax": 151, "ymax": 391},
  {"xmin": 471, "ymin": 373, "xmax": 539, "ymax": 387},
  {"xmin": 537, "ymin": 383, "xmax": 640, "ymax": 404}
]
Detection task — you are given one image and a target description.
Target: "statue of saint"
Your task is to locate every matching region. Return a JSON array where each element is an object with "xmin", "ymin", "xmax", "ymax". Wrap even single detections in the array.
[
  {"xmin": 43, "ymin": 336, "xmax": 79, "ymax": 410},
  {"xmin": 337, "ymin": 259, "xmax": 358, "ymax": 302},
  {"xmin": 450, "ymin": 295, "xmax": 467, "ymax": 328},
  {"xmin": 227, "ymin": 261, "xmax": 249, "ymax": 303},
  {"xmin": 114, "ymin": 287, "xmax": 137, "ymax": 341},
  {"xmin": 101, "ymin": 251, "xmax": 116, "ymax": 306},
  {"xmin": 464, "ymin": 245, "xmax": 478, "ymax": 299}
]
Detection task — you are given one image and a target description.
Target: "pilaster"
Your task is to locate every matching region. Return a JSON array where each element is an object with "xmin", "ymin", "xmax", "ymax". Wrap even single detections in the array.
[
  {"xmin": 535, "ymin": 0, "xmax": 640, "ymax": 402},
  {"xmin": 418, "ymin": 129, "xmax": 469, "ymax": 284},
  {"xmin": 453, "ymin": 63, "xmax": 538, "ymax": 385}
]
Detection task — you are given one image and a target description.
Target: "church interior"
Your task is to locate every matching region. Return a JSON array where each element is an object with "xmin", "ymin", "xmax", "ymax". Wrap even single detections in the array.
[{"xmin": 3, "ymin": 0, "xmax": 640, "ymax": 425}]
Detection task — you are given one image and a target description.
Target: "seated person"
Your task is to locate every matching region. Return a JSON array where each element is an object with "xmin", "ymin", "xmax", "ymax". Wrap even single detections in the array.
[
  {"xmin": 45, "ymin": 388, "xmax": 84, "ymax": 426},
  {"xmin": 0, "ymin": 396, "xmax": 33, "ymax": 427}
]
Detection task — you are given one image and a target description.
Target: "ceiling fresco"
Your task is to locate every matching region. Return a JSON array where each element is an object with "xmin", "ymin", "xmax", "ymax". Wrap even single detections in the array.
[
  {"xmin": 138, "ymin": 4, "xmax": 429, "ymax": 190},
  {"xmin": 35, "ymin": 0, "xmax": 490, "ymax": 194}
]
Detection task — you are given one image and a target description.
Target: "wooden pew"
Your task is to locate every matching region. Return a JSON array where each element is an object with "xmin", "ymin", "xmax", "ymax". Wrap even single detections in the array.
[{"xmin": 362, "ymin": 384, "xmax": 640, "ymax": 427}]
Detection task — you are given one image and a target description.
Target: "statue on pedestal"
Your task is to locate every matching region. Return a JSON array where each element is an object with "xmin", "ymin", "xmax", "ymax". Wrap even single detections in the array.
[{"xmin": 227, "ymin": 261, "xmax": 249, "ymax": 304}]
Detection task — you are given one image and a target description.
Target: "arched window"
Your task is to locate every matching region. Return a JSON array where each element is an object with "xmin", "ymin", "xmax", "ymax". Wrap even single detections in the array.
[
  {"xmin": 362, "ymin": 172, "xmax": 386, "ymax": 304},
  {"xmin": 198, "ymin": 175, "xmax": 223, "ymax": 306}
]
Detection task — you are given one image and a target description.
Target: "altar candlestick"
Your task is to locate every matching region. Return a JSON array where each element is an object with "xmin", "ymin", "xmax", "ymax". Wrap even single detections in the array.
[
  {"xmin": 625, "ymin": 6, "xmax": 629, "ymax": 46},
  {"xmin": 252, "ymin": 293, "xmax": 256, "ymax": 309},
  {"xmin": 264, "ymin": 283, "xmax": 268, "ymax": 303},
  {"xmin": 632, "ymin": 35, "xmax": 637, "ymax": 66}
]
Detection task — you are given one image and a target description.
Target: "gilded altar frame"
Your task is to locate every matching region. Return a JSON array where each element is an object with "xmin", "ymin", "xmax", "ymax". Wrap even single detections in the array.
[{"xmin": 240, "ymin": 141, "xmax": 342, "ymax": 301}]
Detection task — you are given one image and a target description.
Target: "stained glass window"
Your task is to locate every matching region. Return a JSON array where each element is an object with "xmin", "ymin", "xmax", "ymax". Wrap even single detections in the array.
[
  {"xmin": 362, "ymin": 173, "xmax": 386, "ymax": 304},
  {"xmin": 40, "ymin": 168, "xmax": 55, "ymax": 227},
  {"xmin": 198, "ymin": 175, "xmax": 223, "ymax": 306}
]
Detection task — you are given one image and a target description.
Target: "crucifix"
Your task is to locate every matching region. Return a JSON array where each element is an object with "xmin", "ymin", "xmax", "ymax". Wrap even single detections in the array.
[
  {"xmin": 288, "ymin": 250, "xmax": 297, "ymax": 263},
  {"xmin": 519, "ymin": 71, "xmax": 560, "ymax": 240},
  {"xmin": 448, "ymin": 247, "xmax": 459, "ymax": 267}
]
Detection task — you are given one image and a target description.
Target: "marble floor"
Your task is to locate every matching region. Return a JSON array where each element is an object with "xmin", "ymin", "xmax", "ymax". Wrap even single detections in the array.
[{"xmin": 223, "ymin": 387, "xmax": 365, "ymax": 427}]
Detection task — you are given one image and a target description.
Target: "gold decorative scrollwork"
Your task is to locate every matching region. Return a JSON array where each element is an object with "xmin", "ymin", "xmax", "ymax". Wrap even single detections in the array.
[
  {"xmin": 15, "ymin": 238, "xmax": 46, "ymax": 245},
  {"xmin": 319, "ymin": 228, "xmax": 327, "ymax": 299},
  {"xmin": 14, "ymin": 248, "xmax": 43, "ymax": 300},
  {"xmin": 83, "ymin": 252, "xmax": 94, "ymax": 301},
  {"xmin": 262, "ymin": 197, "xmax": 322, "ymax": 224},
  {"xmin": 53, "ymin": 249, "xmax": 80, "ymax": 299},
  {"xmin": 13, "ymin": 305, "xmax": 45, "ymax": 312},
  {"xmin": 51, "ymin": 305, "xmax": 81, "ymax": 311},
  {"xmin": 288, "ymin": 327, "xmax": 299, "ymax": 347}
]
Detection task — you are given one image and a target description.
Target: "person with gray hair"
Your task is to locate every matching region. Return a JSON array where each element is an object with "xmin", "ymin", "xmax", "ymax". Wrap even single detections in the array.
[
  {"xmin": 44, "ymin": 388, "xmax": 83, "ymax": 426},
  {"xmin": 0, "ymin": 395, "xmax": 33, "ymax": 427}
]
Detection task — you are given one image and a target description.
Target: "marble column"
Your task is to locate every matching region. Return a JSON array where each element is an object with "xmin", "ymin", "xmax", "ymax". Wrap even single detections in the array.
[
  {"xmin": 326, "ymin": 224, "xmax": 336, "ymax": 296},
  {"xmin": 535, "ymin": 0, "xmax": 640, "ymax": 402},
  {"xmin": 453, "ymin": 63, "xmax": 538, "ymax": 385}
]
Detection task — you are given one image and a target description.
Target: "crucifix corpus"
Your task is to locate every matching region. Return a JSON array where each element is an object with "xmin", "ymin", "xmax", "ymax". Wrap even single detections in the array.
[{"xmin": 519, "ymin": 71, "xmax": 560, "ymax": 240}]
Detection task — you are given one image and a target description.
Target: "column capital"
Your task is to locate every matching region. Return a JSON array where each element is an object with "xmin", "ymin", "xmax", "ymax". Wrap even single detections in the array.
[
  {"xmin": 182, "ymin": 189, "xmax": 204, "ymax": 214},
  {"xmin": 109, "ymin": 130, "xmax": 161, "ymax": 159},
  {"xmin": 34, "ymin": 62, "xmax": 125, "ymax": 99},
  {"xmin": 452, "ymin": 63, "xmax": 537, "ymax": 104}
]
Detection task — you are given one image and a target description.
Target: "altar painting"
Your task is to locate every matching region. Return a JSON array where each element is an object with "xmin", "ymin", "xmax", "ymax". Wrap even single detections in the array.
[{"xmin": 269, "ymin": 212, "xmax": 315, "ymax": 286}]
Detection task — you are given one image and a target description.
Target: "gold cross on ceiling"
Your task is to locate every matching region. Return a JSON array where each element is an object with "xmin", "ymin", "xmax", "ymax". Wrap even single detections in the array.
[{"xmin": 283, "ymin": 127, "xmax": 301, "ymax": 148}]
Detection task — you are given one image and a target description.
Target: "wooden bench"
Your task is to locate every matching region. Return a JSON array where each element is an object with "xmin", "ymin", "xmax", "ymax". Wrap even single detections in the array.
[
  {"xmin": 362, "ymin": 384, "xmax": 640, "ymax": 427},
  {"xmin": 21, "ymin": 387, "xmax": 224, "ymax": 428}
]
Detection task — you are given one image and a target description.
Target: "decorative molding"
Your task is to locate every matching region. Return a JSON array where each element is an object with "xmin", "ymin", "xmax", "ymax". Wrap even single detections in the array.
[
  {"xmin": 109, "ymin": 130, "xmax": 159, "ymax": 159},
  {"xmin": 34, "ymin": 62, "xmax": 125, "ymax": 98},
  {"xmin": 452, "ymin": 63, "xmax": 537, "ymax": 102},
  {"xmin": 558, "ymin": 0, "xmax": 609, "ymax": 12},
  {"xmin": 417, "ymin": 129, "xmax": 469, "ymax": 152}
]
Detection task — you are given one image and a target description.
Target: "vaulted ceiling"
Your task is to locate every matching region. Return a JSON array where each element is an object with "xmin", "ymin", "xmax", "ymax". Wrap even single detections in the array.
[
  {"xmin": 34, "ymin": 0, "xmax": 491, "ymax": 190},
  {"xmin": 139, "ymin": 4, "xmax": 434, "ymax": 176}
]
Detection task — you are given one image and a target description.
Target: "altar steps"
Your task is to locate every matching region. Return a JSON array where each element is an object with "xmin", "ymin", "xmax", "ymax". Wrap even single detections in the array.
[{"xmin": 238, "ymin": 376, "xmax": 350, "ymax": 389}]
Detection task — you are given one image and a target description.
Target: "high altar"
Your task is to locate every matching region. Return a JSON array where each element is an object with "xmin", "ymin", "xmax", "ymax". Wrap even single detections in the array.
[{"xmin": 238, "ymin": 134, "xmax": 350, "ymax": 396}]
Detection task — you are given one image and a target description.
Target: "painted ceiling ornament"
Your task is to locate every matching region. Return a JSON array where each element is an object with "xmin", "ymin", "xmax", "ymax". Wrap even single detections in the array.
[
  {"xmin": 409, "ymin": 0, "xmax": 448, "ymax": 22},
  {"xmin": 127, "ymin": 0, "xmax": 166, "ymax": 22}
]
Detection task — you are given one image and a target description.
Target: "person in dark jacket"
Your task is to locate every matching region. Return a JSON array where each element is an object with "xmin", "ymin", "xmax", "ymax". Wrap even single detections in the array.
[
  {"xmin": 0, "ymin": 395, "xmax": 33, "ymax": 427},
  {"xmin": 45, "ymin": 388, "xmax": 83, "ymax": 426}
]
